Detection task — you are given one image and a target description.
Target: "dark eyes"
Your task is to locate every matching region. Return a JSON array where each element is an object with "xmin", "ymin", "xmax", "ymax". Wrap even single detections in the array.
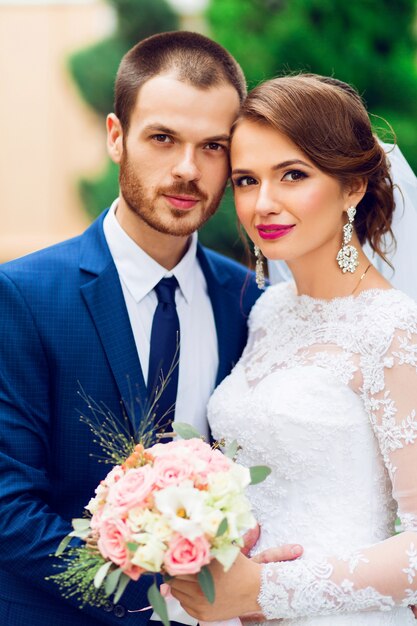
[
  {"xmin": 233, "ymin": 169, "xmax": 307, "ymax": 187},
  {"xmin": 282, "ymin": 170, "xmax": 307, "ymax": 182},
  {"xmin": 205, "ymin": 143, "xmax": 226, "ymax": 152},
  {"xmin": 150, "ymin": 135, "xmax": 226, "ymax": 152},
  {"xmin": 233, "ymin": 176, "xmax": 257, "ymax": 188},
  {"xmin": 152, "ymin": 134, "xmax": 172, "ymax": 144}
]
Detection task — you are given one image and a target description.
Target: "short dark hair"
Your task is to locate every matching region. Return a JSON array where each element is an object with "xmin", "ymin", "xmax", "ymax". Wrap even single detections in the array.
[{"xmin": 115, "ymin": 31, "xmax": 246, "ymax": 131}]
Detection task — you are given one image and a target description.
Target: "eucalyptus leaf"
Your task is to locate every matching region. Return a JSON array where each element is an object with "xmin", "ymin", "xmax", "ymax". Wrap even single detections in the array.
[
  {"xmin": 104, "ymin": 567, "xmax": 123, "ymax": 596},
  {"xmin": 249, "ymin": 465, "xmax": 272, "ymax": 485},
  {"xmin": 148, "ymin": 583, "xmax": 169, "ymax": 626},
  {"xmin": 224, "ymin": 439, "xmax": 239, "ymax": 459},
  {"xmin": 114, "ymin": 573, "xmax": 130, "ymax": 604},
  {"xmin": 94, "ymin": 560, "xmax": 112, "ymax": 589},
  {"xmin": 55, "ymin": 534, "xmax": 72, "ymax": 556},
  {"xmin": 216, "ymin": 517, "xmax": 228, "ymax": 537},
  {"xmin": 174, "ymin": 422, "xmax": 202, "ymax": 440},
  {"xmin": 198, "ymin": 565, "xmax": 215, "ymax": 604}
]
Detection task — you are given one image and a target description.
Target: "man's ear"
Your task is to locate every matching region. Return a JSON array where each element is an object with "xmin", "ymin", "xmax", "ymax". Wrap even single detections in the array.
[
  {"xmin": 346, "ymin": 177, "xmax": 367, "ymax": 208},
  {"xmin": 106, "ymin": 114, "xmax": 124, "ymax": 164}
]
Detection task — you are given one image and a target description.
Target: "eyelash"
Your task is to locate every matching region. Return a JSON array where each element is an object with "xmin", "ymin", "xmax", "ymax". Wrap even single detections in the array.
[
  {"xmin": 233, "ymin": 169, "xmax": 308, "ymax": 187},
  {"xmin": 150, "ymin": 136, "xmax": 226, "ymax": 152},
  {"xmin": 282, "ymin": 170, "xmax": 307, "ymax": 182},
  {"xmin": 151, "ymin": 134, "xmax": 172, "ymax": 143}
]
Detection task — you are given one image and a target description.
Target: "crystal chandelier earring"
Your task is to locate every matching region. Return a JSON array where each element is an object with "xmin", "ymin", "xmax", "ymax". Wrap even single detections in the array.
[
  {"xmin": 336, "ymin": 206, "xmax": 359, "ymax": 273},
  {"xmin": 254, "ymin": 244, "xmax": 265, "ymax": 289}
]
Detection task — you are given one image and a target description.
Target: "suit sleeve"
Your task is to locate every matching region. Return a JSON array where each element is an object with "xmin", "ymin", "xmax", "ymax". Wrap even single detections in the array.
[{"xmin": 0, "ymin": 271, "xmax": 152, "ymax": 624}]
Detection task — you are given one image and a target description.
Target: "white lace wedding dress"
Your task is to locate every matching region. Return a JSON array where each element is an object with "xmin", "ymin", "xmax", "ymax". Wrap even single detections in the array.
[{"xmin": 208, "ymin": 283, "xmax": 417, "ymax": 625}]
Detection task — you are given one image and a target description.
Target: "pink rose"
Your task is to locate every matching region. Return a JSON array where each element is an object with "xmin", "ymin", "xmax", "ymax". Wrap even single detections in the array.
[
  {"xmin": 153, "ymin": 455, "xmax": 193, "ymax": 488},
  {"xmin": 163, "ymin": 534, "xmax": 211, "ymax": 576},
  {"xmin": 122, "ymin": 562, "xmax": 143, "ymax": 581},
  {"xmin": 180, "ymin": 439, "xmax": 214, "ymax": 462},
  {"xmin": 206, "ymin": 449, "xmax": 231, "ymax": 473},
  {"xmin": 97, "ymin": 517, "xmax": 131, "ymax": 569},
  {"xmin": 107, "ymin": 465, "xmax": 155, "ymax": 513}
]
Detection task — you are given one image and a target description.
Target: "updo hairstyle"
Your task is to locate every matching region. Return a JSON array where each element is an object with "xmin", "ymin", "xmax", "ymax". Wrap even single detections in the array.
[{"xmin": 235, "ymin": 74, "xmax": 395, "ymax": 262}]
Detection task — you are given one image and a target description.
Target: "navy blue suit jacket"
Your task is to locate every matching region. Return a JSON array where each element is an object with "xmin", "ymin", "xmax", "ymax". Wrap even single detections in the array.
[{"xmin": 0, "ymin": 212, "xmax": 260, "ymax": 625}]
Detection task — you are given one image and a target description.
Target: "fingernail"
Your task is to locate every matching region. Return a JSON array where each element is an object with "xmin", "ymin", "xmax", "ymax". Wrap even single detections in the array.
[{"xmin": 291, "ymin": 545, "xmax": 303, "ymax": 557}]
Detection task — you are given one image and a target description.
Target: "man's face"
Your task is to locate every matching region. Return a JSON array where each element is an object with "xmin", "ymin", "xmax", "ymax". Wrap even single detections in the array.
[{"xmin": 110, "ymin": 75, "xmax": 241, "ymax": 238}]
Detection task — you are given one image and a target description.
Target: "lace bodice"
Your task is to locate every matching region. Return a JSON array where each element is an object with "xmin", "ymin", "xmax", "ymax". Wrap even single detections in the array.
[{"xmin": 208, "ymin": 283, "xmax": 417, "ymax": 624}]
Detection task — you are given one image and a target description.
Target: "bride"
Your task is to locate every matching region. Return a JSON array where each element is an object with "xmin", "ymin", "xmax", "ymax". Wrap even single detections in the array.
[{"xmin": 170, "ymin": 74, "xmax": 417, "ymax": 624}]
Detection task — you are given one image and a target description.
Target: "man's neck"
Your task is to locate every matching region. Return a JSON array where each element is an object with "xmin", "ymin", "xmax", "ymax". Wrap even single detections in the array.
[{"xmin": 114, "ymin": 202, "xmax": 191, "ymax": 270}]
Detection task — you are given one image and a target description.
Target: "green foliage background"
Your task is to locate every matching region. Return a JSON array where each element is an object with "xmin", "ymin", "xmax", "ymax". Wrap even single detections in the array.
[{"xmin": 69, "ymin": 0, "xmax": 417, "ymax": 262}]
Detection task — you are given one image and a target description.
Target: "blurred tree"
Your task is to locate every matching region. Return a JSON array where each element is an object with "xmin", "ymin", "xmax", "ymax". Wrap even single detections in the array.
[
  {"xmin": 69, "ymin": 0, "xmax": 179, "ymax": 219},
  {"xmin": 207, "ymin": 0, "xmax": 417, "ymax": 169}
]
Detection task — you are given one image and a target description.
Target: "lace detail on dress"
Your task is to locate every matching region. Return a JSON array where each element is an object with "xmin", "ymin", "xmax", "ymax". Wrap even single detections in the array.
[
  {"xmin": 259, "ymin": 561, "xmax": 395, "ymax": 619},
  {"xmin": 207, "ymin": 283, "xmax": 417, "ymax": 623}
]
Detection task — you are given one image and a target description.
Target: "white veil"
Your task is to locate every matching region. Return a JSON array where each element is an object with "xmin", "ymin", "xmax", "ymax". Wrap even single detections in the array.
[{"xmin": 267, "ymin": 141, "xmax": 417, "ymax": 301}]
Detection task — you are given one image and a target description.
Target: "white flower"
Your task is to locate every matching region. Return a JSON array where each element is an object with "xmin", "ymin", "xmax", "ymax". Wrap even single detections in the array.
[
  {"xmin": 127, "ymin": 508, "xmax": 173, "ymax": 542},
  {"xmin": 211, "ymin": 540, "xmax": 240, "ymax": 571},
  {"xmin": 85, "ymin": 495, "xmax": 101, "ymax": 515},
  {"xmin": 131, "ymin": 534, "xmax": 166, "ymax": 572},
  {"xmin": 154, "ymin": 485, "xmax": 207, "ymax": 540},
  {"xmin": 200, "ymin": 509, "xmax": 224, "ymax": 538}
]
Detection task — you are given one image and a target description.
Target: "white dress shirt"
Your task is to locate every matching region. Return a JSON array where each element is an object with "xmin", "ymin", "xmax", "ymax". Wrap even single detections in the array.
[{"xmin": 103, "ymin": 199, "xmax": 218, "ymax": 443}]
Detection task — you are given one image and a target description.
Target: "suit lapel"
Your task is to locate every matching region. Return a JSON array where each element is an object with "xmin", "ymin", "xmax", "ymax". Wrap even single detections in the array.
[
  {"xmin": 197, "ymin": 245, "xmax": 241, "ymax": 386},
  {"xmin": 79, "ymin": 215, "xmax": 147, "ymax": 433}
]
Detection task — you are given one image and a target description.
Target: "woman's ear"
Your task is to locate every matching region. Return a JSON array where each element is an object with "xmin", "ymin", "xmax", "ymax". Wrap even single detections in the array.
[
  {"xmin": 346, "ymin": 177, "xmax": 367, "ymax": 208},
  {"xmin": 106, "ymin": 113, "xmax": 124, "ymax": 164}
]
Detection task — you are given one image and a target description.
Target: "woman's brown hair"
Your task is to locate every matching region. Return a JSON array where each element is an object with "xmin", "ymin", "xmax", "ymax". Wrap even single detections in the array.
[{"xmin": 235, "ymin": 74, "xmax": 395, "ymax": 262}]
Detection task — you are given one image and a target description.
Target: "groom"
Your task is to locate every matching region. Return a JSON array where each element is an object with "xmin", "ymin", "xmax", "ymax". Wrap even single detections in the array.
[{"xmin": 0, "ymin": 32, "xmax": 300, "ymax": 626}]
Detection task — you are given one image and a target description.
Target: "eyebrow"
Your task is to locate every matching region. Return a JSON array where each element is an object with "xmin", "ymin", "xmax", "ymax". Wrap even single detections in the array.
[
  {"xmin": 232, "ymin": 159, "xmax": 313, "ymax": 176},
  {"xmin": 143, "ymin": 124, "xmax": 231, "ymax": 144}
]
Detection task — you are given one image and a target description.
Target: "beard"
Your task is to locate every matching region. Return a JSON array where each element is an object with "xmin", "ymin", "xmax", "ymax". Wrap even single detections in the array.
[{"xmin": 119, "ymin": 151, "xmax": 226, "ymax": 237}]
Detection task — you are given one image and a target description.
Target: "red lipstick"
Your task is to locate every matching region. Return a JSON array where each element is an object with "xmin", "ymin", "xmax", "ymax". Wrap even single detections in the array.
[{"xmin": 256, "ymin": 224, "xmax": 295, "ymax": 240}]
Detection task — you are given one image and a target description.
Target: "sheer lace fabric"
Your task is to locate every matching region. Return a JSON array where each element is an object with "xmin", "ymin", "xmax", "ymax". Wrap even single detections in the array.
[{"xmin": 208, "ymin": 283, "xmax": 417, "ymax": 624}]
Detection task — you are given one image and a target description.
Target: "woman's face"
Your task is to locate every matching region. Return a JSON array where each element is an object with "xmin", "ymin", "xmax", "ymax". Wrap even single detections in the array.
[{"xmin": 231, "ymin": 120, "xmax": 354, "ymax": 265}]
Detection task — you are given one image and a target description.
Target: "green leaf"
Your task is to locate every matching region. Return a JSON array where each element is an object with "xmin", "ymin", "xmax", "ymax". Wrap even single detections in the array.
[
  {"xmin": 224, "ymin": 439, "xmax": 239, "ymax": 459},
  {"xmin": 94, "ymin": 560, "xmax": 112, "ymax": 589},
  {"xmin": 249, "ymin": 465, "xmax": 272, "ymax": 485},
  {"xmin": 174, "ymin": 422, "xmax": 202, "ymax": 440},
  {"xmin": 127, "ymin": 542, "xmax": 138, "ymax": 552},
  {"xmin": 216, "ymin": 517, "xmax": 228, "ymax": 537},
  {"xmin": 114, "ymin": 573, "xmax": 130, "ymax": 604},
  {"xmin": 104, "ymin": 567, "xmax": 123, "ymax": 596},
  {"xmin": 198, "ymin": 565, "xmax": 215, "ymax": 604},
  {"xmin": 55, "ymin": 534, "xmax": 73, "ymax": 556},
  {"xmin": 148, "ymin": 583, "xmax": 169, "ymax": 626}
]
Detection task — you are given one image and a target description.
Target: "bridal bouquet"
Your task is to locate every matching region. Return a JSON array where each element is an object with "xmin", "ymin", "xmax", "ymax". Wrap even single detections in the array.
[{"xmin": 51, "ymin": 421, "xmax": 269, "ymax": 625}]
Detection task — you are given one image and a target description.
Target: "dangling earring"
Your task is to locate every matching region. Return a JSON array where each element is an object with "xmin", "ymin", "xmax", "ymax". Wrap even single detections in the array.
[
  {"xmin": 254, "ymin": 245, "xmax": 265, "ymax": 290},
  {"xmin": 336, "ymin": 206, "xmax": 359, "ymax": 273}
]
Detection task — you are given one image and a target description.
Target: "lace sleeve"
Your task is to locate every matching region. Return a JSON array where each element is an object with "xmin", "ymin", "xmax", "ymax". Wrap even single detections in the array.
[{"xmin": 257, "ymin": 321, "xmax": 417, "ymax": 619}]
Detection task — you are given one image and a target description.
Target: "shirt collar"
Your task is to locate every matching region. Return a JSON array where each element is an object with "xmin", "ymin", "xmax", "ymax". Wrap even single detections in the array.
[{"xmin": 103, "ymin": 199, "xmax": 197, "ymax": 304}]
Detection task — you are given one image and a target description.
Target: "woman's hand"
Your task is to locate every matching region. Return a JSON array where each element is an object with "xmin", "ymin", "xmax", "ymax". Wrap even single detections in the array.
[
  {"xmin": 169, "ymin": 543, "xmax": 304, "ymax": 622},
  {"xmin": 169, "ymin": 552, "xmax": 262, "ymax": 621}
]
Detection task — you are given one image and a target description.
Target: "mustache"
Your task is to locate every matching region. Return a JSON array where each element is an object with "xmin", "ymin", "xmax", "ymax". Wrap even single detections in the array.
[{"xmin": 159, "ymin": 182, "xmax": 207, "ymax": 201}]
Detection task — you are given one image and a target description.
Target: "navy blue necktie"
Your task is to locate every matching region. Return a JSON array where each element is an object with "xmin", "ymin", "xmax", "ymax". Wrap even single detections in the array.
[{"xmin": 147, "ymin": 277, "xmax": 180, "ymax": 443}]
